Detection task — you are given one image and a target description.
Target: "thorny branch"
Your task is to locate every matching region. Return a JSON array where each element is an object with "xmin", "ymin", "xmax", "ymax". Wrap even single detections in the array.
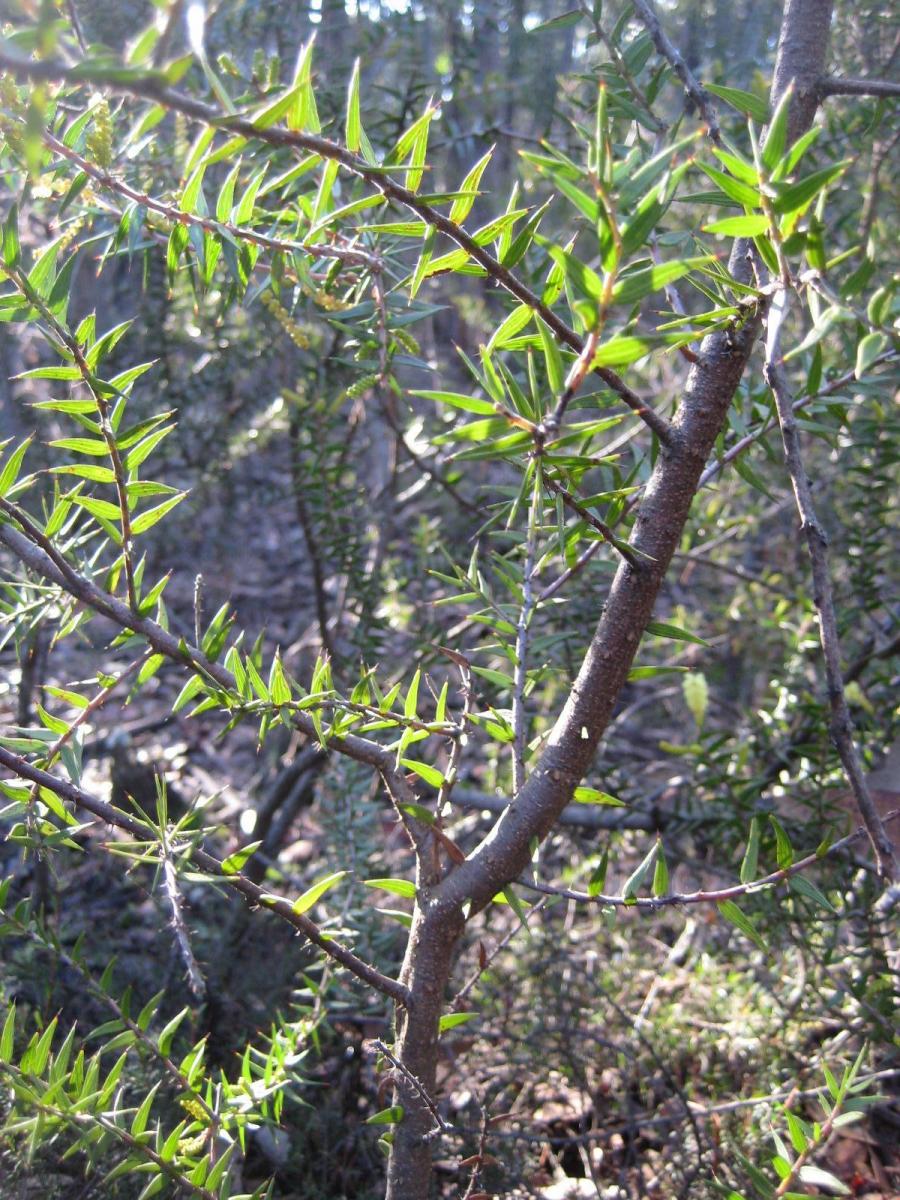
[
  {"xmin": 764, "ymin": 287, "xmax": 897, "ymax": 880},
  {"xmin": 160, "ymin": 823, "xmax": 208, "ymax": 1000},
  {"xmin": 631, "ymin": 0, "xmax": 722, "ymax": 143},
  {"xmin": 519, "ymin": 809, "xmax": 899, "ymax": 908},
  {"xmin": 5, "ymin": 267, "xmax": 139, "ymax": 611},
  {"xmin": 543, "ymin": 474, "xmax": 640, "ymax": 569},
  {"xmin": 369, "ymin": 1040, "xmax": 452, "ymax": 1138},
  {"xmin": 0, "ymin": 746, "xmax": 411, "ymax": 1005},
  {"xmin": 451, "ymin": 896, "xmax": 549, "ymax": 1012},
  {"xmin": 41, "ymin": 128, "xmax": 382, "ymax": 269},
  {"xmin": 511, "ymin": 477, "xmax": 539, "ymax": 794}
]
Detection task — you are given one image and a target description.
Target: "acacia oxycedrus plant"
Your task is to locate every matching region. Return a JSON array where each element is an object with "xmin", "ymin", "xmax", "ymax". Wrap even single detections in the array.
[{"xmin": 0, "ymin": 3, "xmax": 897, "ymax": 1199}]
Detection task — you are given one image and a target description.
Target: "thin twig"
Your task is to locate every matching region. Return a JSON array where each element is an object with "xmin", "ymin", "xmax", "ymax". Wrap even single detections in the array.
[
  {"xmin": 0, "ymin": 505, "xmax": 416, "ymax": 785},
  {"xmin": 449, "ymin": 787, "xmax": 662, "ymax": 831},
  {"xmin": 537, "ymin": 538, "xmax": 604, "ymax": 603},
  {"xmin": 697, "ymin": 351, "xmax": 898, "ymax": 489},
  {"xmin": 369, "ymin": 1039, "xmax": 453, "ymax": 1138},
  {"xmin": 518, "ymin": 809, "xmax": 899, "ymax": 907},
  {"xmin": 765, "ymin": 287, "xmax": 897, "ymax": 879},
  {"xmin": 580, "ymin": 0, "xmax": 667, "ymax": 134},
  {"xmin": 444, "ymin": 1069, "xmax": 900, "ymax": 1144},
  {"xmin": 160, "ymin": 824, "xmax": 208, "ymax": 1000},
  {"xmin": 543, "ymin": 475, "xmax": 641, "ymax": 568},
  {"xmin": 511, "ymin": 477, "xmax": 539, "ymax": 794},
  {"xmin": 451, "ymin": 896, "xmax": 549, "ymax": 1011},
  {"xmin": 436, "ymin": 650, "xmax": 475, "ymax": 821},
  {"xmin": 631, "ymin": 0, "xmax": 722, "ymax": 143}
]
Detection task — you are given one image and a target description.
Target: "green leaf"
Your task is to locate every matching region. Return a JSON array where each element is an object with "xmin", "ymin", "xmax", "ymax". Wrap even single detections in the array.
[
  {"xmin": 711, "ymin": 147, "xmax": 759, "ymax": 186},
  {"xmin": 412, "ymin": 390, "xmax": 496, "ymax": 416},
  {"xmin": 769, "ymin": 815, "xmax": 793, "ymax": 869},
  {"xmin": 364, "ymin": 878, "xmax": 417, "ymax": 898},
  {"xmin": 682, "ymin": 671, "xmax": 708, "ymax": 727},
  {"xmin": 789, "ymin": 875, "xmax": 836, "ymax": 913},
  {"xmin": 130, "ymin": 1083, "xmax": 161, "ymax": 1138},
  {"xmin": 704, "ymin": 214, "xmax": 769, "ymax": 236},
  {"xmin": 646, "ymin": 620, "xmax": 709, "ymax": 646},
  {"xmin": 345, "ymin": 58, "xmax": 362, "ymax": 152},
  {"xmin": 487, "ymin": 304, "xmax": 532, "ymax": 351},
  {"xmin": 696, "ymin": 161, "xmax": 761, "ymax": 208},
  {"xmin": 172, "ymin": 675, "xmax": 205, "ymax": 713},
  {"xmin": 717, "ymin": 899, "xmax": 767, "ymax": 951},
  {"xmin": 156, "ymin": 1009, "xmax": 189, "ymax": 1058},
  {"xmin": 610, "ymin": 258, "xmax": 708, "ymax": 307},
  {"xmin": 292, "ymin": 870, "xmax": 347, "ymax": 914},
  {"xmin": 404, "ymin": 668, "xmax": 421, "ymax": 719},
  {"xmin": 626, "ymin": 665, "xmax": 689, "ymax": 680},
  {"xmin": 652, "ymin": 843, "xmax": 669, "ymax": 897},
  {"xmin": 221, "ymin": 841, "xmax": 262, "ymax": 876},
  {"xmin": 0, "ymin": 436, "xmax": 33, "ymax": 496},
  {"xmin": 538, "ymin": 318, "xmax": 565, "ymax": 393},
  {"xmin": 762, "ymin": 87, "xmax": 792, "ymax": 172},
  {"xmin": 0, "ymin": 1002, "xmax": 15, "ymax": 1062},
  {"xmin": 855, "ymin": 331, "xmax": 889, "ymax": 379},
  {"xmin": 400, "ymin": 758, "xmax": 444, "ymax": 788},
  {"xmin": 573, "ymin": 787, "xmax": 625, "ymax": 807},
  {"xmin": 705, "ymin": 83, "xmax": 769, "ymax": 123},
  {"xmin": 15, "ymin": 365, "xmax": 83, "ymax": 381},
  {"xmin": 366, "ymin": 1105, "xmax": 404, "ymax": 1125},
  {"xmin": 268, "ymin": 653, "xmax": 292, "ymax": 705},
  {"xmin": 772, "ymin": 162, "xmax": 848, "ymax": 216},
  {"xmin": 796, "ymin": 1166, "xmax": 849, "ymax": 1195},
  {"xmin": 72, "ymin": 495, "xmax": 124, "ymax": 523},
  {"xmin": 3, "ymin": 203, "xmax": 20, "ymax": 268},
  {"xmin": 740, "ymin": 817, "xmax": 761, "ymax": 884},
  {"xmin": 450, "ymin": 148, "xmax": 493, "ymax": 224},
  {"xmin": 439, "ymin": 1012, "xmax": 478, "ymax": 1033},
  {"xmin": 591, "ymin": 334, "xmax": 679, "ymax": 367},
  {"xmin": 130, "ymin": 493, "xmax": 186, "ymax": 535},
  {"xmin": 622, "ymin": 841, "xmax": 659, "ymax": 902},
  {"xmin": 530, "ymin": 9, "xmax": 582, "ymax": 32},
  {"xmin": 49, "ymin": 437, "xmax": 109, "ymax": 457}
]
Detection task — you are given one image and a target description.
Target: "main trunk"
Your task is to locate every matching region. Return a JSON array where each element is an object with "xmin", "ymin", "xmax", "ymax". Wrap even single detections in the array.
[{"xmin": 385, "ymin": 903, "xmax": 465, "ymax": 1200}]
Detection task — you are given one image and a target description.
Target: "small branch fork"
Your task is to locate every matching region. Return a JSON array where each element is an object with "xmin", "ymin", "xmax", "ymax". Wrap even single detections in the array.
[
  {"xmin": 520, "ymin": 810, "xmax": 898, "ymax": 908},
  {"xmin": 0, "ymin": 48, "xmax": 672, "ymax": 446},
  {"xmin": 0, "ymin": 745, "xmax": 410, "ymax": 1006},
  {"xmin": 764, "ymin": 287, "xmax": 897, "ymax": 880}
]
